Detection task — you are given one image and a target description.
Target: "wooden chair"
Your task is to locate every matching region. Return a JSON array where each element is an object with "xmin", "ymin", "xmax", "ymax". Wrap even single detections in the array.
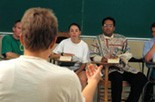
[
  {"xmin": 96, "ymin": 63, "xmax": 130, "ymax": 102},
  {"xmin": 97, "ymin": 57, "xmax": 146, "ymax": 102},
  {"xmin": 97, "ymin": 79, "xmax": 130, "ymax": 102},
  {"xmin": 49, "ymin": 32, "xmax": 70, "ymax": 63},
  {"xmin": 56, "ymin": 32, "xmax": 70, "ymax": 43}
]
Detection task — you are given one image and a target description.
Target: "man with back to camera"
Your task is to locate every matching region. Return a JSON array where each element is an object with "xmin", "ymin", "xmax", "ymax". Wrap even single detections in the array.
[
  {"xmin": 0, "ymin": 7, "xmax": 103, "ymax": 102},
  {"xmin": 143, "ymin": 22, "xmax": 155, "ymax": 80},
  {"xmin": 1, "ymin": 20, "xmax": 23, "ymax": 59},
  {"xmin": 91, "ymin": 17, "xmax": 147, "ymax": 102}
]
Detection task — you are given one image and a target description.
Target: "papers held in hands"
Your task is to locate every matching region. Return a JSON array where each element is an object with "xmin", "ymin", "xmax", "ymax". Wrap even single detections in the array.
[
  {"xmin": 107, "ymin": 57, "xmax": 120, "ymax": 63},
  {"xmin": 58, "ymin": 56, "xmax": 76, "ymax": 66}
]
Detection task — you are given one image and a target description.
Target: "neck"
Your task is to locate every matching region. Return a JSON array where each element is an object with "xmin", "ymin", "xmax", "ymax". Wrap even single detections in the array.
[
  {"xmin": 71, "ymin": 38, "xmax": 81, "ymax": 44},
  {"xmin": 24, "ymin": 49, "xmax": 50, "ymax": 60},
  {"xmin": 13, "ymin": 34, "xmax": 19, "ymax": 40},
  {"xmin": 104, "ymin": 33, "xmax": 113, "ymax": 37}
]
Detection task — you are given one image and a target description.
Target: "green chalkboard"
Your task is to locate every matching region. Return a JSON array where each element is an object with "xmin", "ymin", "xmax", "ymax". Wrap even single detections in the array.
[
  {"xmin": 0, "ymin": 0, "xmax": 155, "ymax": 38},
  {"xmin": 0, "ymin": 0, "xmax": 82, "ymax": 33},
  {"xmin": 83, "ymin": 0, "xmax": 155, "ymax": 38}
]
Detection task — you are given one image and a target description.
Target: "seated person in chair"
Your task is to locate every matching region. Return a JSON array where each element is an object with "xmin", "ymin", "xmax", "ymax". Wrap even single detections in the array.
[
  {"xmin": 143, "ymin": 22, "xmax": 155, "ymax": 80},
  {"xmin": 1, "ymin": 20, "xmax": 23, "ymax": 59},
  {"xmin": 91, "ymin": 17, "xmax": 147, "ymax": 102},
  {"xmin": 51, "ymin": 23, "xmax": 90, "ymax": 89}
]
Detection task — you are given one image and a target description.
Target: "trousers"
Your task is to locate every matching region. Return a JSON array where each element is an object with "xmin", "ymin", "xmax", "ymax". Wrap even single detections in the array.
[{"xmin": 109, "ymin": 71, "xmax": 147, "ymax": 102}]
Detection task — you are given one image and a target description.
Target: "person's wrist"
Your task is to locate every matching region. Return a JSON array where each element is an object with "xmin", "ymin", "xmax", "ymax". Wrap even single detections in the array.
[{"xmin": 87, "ymin": 78, "xmax": 100, "ymax": 84}]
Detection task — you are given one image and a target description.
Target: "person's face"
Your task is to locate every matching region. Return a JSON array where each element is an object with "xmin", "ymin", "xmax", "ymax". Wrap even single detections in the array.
[
  {"xmin": 152, "ymin": 27, "xmax": 155, "ymax": 37},
  {"xmin": 13, "ymin": 22, "xmax": 22, "ymax": 40},
  {"xmin": 69, "ymin": 25, "xmax": 81, "ymax": 39},
  {"xmin": 102, "ymin": 20, "xmax": 115, "ymax": 37}
]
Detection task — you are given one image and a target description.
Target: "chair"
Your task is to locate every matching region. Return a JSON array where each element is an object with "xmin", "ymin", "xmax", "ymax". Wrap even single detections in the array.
[
  {"xmin": 97, "ymin": 57, "xmax": 145, "ymax": 102},
  {"xmin": 128, "ymin": 57, "xmax": 145, "ymax": 73},
  {"xmin": 50, "ymin": 32, "xmax": 70, "ymax": 63},
  {"xmin": 97, "ymin": 80, "xmax": 130, "ymax": 102},
  {"xmin": 141, "ymin": 62, "xmax": 155, "ymax": 102},
  {"xmin": 96, "ymin": 63, "xmax": 130, "ymax": 102}
]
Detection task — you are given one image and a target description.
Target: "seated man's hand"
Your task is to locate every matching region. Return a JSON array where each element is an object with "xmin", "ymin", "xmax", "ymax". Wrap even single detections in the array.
[{"xmin": 101, "ymin": 57, "xmax": 107, "ymax": 63}]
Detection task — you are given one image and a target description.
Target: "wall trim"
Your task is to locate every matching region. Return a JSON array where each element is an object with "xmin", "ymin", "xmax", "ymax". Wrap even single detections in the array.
[{"xmin": 0, "ymin": 32, "xmax": 151, "ymax": 41}]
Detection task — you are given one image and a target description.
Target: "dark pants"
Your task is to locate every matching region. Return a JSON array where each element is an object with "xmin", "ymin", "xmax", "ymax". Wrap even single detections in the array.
[{"xmin": 109, "ymin": 71, "xmax": 148, "ymax": 102}]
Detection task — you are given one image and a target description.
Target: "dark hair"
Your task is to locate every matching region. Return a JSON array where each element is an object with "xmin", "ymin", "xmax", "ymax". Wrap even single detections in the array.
[
  {"xmin": 14, "ymin": 20, "xmax": 21, "ymax": 26},
  {"xmin": 68, "ymin": 23, "xmax": 81, "ymax": 31},
  {"xmin": 151, "ymin": 22, "xmax": 155, "ymax": 29},
  {"xmin": 102, "ymin": 17, "xmax": 116, "ymax": 26},
  {"xmin": 21, "ymin": 8, "xmax": 58, "ymax": 52}
]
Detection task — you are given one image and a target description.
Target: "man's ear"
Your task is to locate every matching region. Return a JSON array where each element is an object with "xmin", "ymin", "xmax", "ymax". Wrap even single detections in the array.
[
  {"xmin": 49, "ymin": 37, "xmax": 57, "ymax": 49},
  {"xmin": 20, "ymin": 34, "xmax": 24, "ymax": 46}
]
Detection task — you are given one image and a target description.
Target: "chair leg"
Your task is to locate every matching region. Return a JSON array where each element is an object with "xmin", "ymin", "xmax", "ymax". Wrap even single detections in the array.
[
  {"xmin": 141, "ymin": 81, "xmax": 154, "ymax": 102},
  {"xmin": 97, "ymin": 80, "xmax": 130, "ymax": 102}
]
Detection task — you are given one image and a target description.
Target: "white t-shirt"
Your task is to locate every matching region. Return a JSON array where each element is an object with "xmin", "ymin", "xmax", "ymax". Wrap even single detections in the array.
[
  {"xmin": 0, "ymin": 56, "xmax": 85, "ymax": 102},
  {"xmin": 53, "ymin": 38, "xmax": 90, "ymax": 70}
]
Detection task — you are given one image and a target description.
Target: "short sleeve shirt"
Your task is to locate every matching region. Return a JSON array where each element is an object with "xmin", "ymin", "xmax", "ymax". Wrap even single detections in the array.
[{"xmin": 2, "ymin": 35, "xmax": 24, "ymax": 55}]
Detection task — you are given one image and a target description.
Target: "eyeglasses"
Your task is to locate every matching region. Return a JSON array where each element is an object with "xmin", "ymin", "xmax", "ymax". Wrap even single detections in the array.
[{"xmin": 103, "ymin": 24, "xmax": 114, "ymax": 28}]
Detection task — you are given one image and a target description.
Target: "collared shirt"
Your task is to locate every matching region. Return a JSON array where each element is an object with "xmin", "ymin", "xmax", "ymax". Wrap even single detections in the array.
[{"xmin": 91, "ymin": 33, "xmax": 139, "ymax": 74}]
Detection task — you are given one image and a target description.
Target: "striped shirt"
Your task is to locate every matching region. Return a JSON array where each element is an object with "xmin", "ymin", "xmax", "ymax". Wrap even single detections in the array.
[{"xmin": 91, "ymin": 33, "xmax": 139, "ymax": 74}]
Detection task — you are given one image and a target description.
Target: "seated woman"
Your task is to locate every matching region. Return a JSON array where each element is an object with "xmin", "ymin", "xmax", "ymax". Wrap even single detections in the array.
[{"xmin": 51, "ymin": 23, "xmax": 90, "ymax": 89}]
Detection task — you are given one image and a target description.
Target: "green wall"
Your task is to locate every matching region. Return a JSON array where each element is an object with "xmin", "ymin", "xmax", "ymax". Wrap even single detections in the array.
[
  {"xmin": 0, "ymin": 0, "xmax": 155, "ymax": 38},
  {"xmin": 0, "ymin": 0, "xmax": 82, "ymax": 33}
]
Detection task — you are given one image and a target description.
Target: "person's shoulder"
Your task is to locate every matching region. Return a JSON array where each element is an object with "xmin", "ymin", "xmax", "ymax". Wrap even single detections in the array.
[
  {"xmin": 144, "ymin": 38, "xmax": 154, "ymax": 44},
  {"xmin": 98, "ymin": 34, "xmax": 104, "ymax": 37},
  {"xmin": 47, "ymin": 62, "xmax": 72, "ymax": 73},
  {"xmin": 49, "ymin": 64, "xmax": 80, "ymax": 83},
  {"xmin": 81, "ymin": 40, "xmax": 88, "ymax": 46},
  {"xmin": 63, "ymin": 38, "xmax": 70, "ymax": 42},
  {"xmin": 93, "ymin": 34, "xmax": 104, "ymax": 40},
  {"xmin": 59, "ymin": 38, "xmax": 70, "ymax": 44},
  {"xmin": 48, "ymin": 65, "xmax": 82, "ymax": 98},
  {"xmin": 0, "ymin": 59, "xmax": 16, "ymax": 71},
  {"xmin": 148, "ymin": 38, "xmax": 154, "ymax": 42},
  {"xmin": 114, "ymin": 33, "xmax": 126, "ymax": 39},
  {"xmin": 3, "ymin": 34, "xmax": 13, "ymax": 38},
  {"xmin": 3, "ymin": 35, "xmax": 14, "ymax": 41},
  {"xmin": 52, "ymin": 65, "xmax": 75, "ymax": 76}
]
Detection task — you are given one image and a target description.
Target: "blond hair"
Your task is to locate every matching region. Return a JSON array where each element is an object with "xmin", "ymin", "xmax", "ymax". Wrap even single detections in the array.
[{"xmin": 21, "ymin": 7, "xmax": 58, "ymax": 51}]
